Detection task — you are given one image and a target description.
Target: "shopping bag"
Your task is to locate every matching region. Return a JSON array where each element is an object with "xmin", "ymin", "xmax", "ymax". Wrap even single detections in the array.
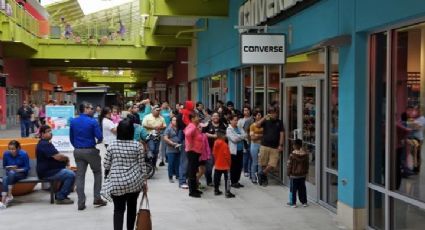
[{"xmin": 136, "ymin": 191, "xmax": 152, "ymax": 230}]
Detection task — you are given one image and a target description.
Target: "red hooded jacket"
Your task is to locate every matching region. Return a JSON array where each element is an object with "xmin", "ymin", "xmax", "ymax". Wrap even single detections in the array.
[{"xmin": 181, "ymin": 101, "xmax": 194, "ymax": 126}]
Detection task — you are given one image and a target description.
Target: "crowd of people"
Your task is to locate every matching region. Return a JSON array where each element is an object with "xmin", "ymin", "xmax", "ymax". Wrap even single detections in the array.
[{"xmin": 2, "ymin": 98, "xmax": 311, "ymax": 229}]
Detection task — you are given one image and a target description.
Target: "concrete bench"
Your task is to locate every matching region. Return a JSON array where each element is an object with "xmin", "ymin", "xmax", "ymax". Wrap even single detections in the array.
[{"xmin": 0, "ymin": 159, "xmax": 55, "ymax": 204}]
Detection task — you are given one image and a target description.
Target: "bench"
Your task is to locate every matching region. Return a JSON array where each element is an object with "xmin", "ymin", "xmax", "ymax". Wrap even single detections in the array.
[{"xmin": 0, "ymin": 159, "xmax": 55, "ymax": 204}]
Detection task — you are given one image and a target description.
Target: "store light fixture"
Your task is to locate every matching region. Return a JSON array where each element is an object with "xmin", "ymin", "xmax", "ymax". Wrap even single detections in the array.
[
  {"xmin": 127, "ymin": 60, "xmax": 132, "ymax": 64},
  {"xmin": 64, "ymin": 59, "xmax": 70, "ymax": 63}
]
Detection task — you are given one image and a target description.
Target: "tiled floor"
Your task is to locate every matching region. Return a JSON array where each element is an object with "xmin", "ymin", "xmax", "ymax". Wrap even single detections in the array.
[{"xmin": 0, "ymin": 129, "xmax": 342, "ymax": 230}]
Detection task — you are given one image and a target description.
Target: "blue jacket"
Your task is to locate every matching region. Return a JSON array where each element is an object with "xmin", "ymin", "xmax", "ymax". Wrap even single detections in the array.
[
  {"xmin": 70, "ymin": 114, "xmax": 103, "ymax": 148},
  {"xmin": 2, "ymin": 149, "xmax": 30, "ymax": 175}
]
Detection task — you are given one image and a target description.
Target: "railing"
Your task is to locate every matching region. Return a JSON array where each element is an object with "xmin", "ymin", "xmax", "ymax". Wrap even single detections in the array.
[{"xmin": 0, "ymin": 0, "xmax": 41, "ymax": 37}]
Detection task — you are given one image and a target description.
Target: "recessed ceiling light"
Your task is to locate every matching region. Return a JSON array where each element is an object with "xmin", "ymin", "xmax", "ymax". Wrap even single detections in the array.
[
  {"xmin": 127, "ymin": 60, "xmax": 132, "ymax": 64},
  {"xmin": 64, "ymin": 59, "xmax": 70, "ymax": 63}
]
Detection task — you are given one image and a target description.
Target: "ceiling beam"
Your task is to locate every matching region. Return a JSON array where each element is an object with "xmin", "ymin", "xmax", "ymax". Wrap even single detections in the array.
[{"xmin": 152, "ymin": 0, "xmax": 229, "ymax": 17}]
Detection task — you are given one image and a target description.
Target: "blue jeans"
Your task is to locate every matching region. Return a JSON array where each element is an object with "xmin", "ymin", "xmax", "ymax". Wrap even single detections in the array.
[
  {"xmin": 167, "ymin": 152, "xmax": 180, "ymax": 179},
  {"xmin": 250, "ymin": 143, "xmax": 261, "ymax": 180},
  {"xmin": 20, "ymin": 119, "xmax": 31, "ymax": 137},
  {"xmin": 147, "ymin": 139, "xmax": 161, "ymax": 167},
  {"xmin": 243, "ymin": 148, "xmax": 252, "ymax": 174},
  {"xmin": 2, "ymin": 171, "xmax": 27, "ymax": 192},
  {"xmin": 160, "ymin": 137, "xmax": 167, "ymax": 162},
  {"xmin": 46, "ymin": 168, "xmax": 75, "ymax": 200},
  {"xmin": 179, "ymin": 142, "xmax": 188, "ymax": 186}
]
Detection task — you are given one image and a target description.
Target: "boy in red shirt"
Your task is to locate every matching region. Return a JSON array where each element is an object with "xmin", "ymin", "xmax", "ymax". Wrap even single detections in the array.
[{"xmin": 213, "ymin": 130, "xmax": 235, "ymax": 198}]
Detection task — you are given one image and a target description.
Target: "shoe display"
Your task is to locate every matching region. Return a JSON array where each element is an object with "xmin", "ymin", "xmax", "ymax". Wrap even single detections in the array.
[
  {"xmin": 93, "ymin": 199, "xmax": 107, "ymax": 206},
  {"xmin": 56, "ymin": 198, "xmax": 74, "ymax": 205}
]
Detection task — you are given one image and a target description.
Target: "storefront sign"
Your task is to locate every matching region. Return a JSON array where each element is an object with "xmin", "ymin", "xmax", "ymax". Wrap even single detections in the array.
[
  {"xmin": 241, "ymin": 34, "xmax": 286, "ymax": 64},
  {"xmin": 238, "ymin": 0, "xmax": 303, "ymax": 29},
  {"xmin": 46, "ymin": 106, "xmax": 75, "ymax": 152}
]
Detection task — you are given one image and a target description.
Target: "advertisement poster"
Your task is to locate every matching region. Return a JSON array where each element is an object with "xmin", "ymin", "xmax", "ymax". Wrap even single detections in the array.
[{"xmin": 46, "ymin": 106, "xmax": 75, "ymax": 152}]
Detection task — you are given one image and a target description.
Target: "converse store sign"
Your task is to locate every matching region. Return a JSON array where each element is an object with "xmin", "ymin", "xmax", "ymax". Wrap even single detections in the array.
[
  {"xmin": 238, "ymin": 0, "xmax": 304, "ymax": 29},
  {"xmin": 241, "ymin": 34, "xmax": 286, "ymax": 64}
]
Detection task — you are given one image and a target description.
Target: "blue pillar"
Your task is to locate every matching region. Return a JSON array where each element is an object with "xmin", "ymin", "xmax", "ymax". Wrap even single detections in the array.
[
  {"xmin": 338, "ymin": 32, "xmax": 367, "ymax": 209},
  {"xmin": 226, "ymin": 69, "xmax": 235, "ymax": 103}
]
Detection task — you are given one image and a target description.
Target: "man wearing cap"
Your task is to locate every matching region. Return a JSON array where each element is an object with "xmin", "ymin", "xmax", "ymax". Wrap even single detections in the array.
[{"xmin": 142, "ymin": 105, "xmax": 167, "ymax": 167}]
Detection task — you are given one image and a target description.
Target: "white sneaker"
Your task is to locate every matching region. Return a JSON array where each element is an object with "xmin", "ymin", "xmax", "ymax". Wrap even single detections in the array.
[
  {"xmin": 0, "ymin": 202, "xmax": 6, "ymax": 209},
  {"xmin": 6, "ymin": 195, "xmax": 13, "ymax": 204},
  {"xmin": 180, "ymin": 184, "xmax": 189, "ymax": 189},
  {"xmin": 302, "ymin": 203, "xmax": 308, "ymax": 207},
  {"xmin": 291, "ymin": 205, "xmax": 297, "ymax": 208}
]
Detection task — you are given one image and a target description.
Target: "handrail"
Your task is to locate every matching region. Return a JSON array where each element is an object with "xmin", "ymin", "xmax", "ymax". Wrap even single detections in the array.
[{"xmin": 0, "ymin": 0, "xmax": 41, "ymax": 38}]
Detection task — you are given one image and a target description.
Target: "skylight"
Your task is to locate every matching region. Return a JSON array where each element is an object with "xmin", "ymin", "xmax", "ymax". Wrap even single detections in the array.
[
  {"xmin": 77, "ymin": 0, "xmax": 133, "ymax": 15},
  {"xmin": 40, "ymin": 0, "xmax": 64, "ymax": 6}
]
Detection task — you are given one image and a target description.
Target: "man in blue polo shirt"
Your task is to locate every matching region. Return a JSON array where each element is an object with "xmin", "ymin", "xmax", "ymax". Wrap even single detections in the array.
[
  {"xmin": 36, "ymin": 125, "xmax": 75, "ymax": 204},
  {"xmin": 70, "ymin": 102, "xmax": 105, "ymax": 211}
]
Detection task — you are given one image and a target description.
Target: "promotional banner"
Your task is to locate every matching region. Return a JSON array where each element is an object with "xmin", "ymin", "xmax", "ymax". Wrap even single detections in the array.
[
  {"xmin": 241, "ymin": 34, "xmax": 286, "ymax": 64},
  {"xmin": 46, "ymin": 106, "xmax": 75, "ymax": 151}
]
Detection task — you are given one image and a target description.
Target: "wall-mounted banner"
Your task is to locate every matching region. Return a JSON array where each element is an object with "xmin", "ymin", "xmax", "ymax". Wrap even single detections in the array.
[
  {"xmin": 46, "ymin": 106, "xmax": 75, "ymax": 152},
  {"xmin": 241, "ymin": 34, "xmax": 286, "ymax": 64}
]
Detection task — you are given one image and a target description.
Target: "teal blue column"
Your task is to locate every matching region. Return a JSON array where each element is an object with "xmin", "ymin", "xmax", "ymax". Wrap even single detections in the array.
[
  {"xmin": 337, "ymin": 32, "xmax": 367, "ymax": 208},
  {"xmin": 197, "ymin": 78, "xmax": 203, "ymax": 102},
  {"xmin": 226, "ymin": 69, "xmax": 235, "ymax": 103}
]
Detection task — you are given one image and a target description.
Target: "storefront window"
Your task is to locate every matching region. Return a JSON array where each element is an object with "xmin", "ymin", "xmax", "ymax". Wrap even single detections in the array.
[
  {"xmin": 369, "ymin": 189, "xmax": 385, "ymax": 230},
  {"xmin": 254, "ymin": 66, "xmax": 265, "ymax": 112},
  {"xmin": 243, "ymin": 68, "xmax": 252, "ymax": 108},
  {"xmin": 329, "ymin": 48, "xmax": 339, "ymax": 170},
  {"xmin": 268, "ymin": 65, "xmax": 280, "ymax": 108},
  {"xmin": 392, "ymin": 23, "xmax": 425, "ymax": 202},
  {"xmin": 285, "ymin": 49, "xmax": 325, "ymax": 78},
  {"xmin": 392, "ymin": 198, "xmax": 425, "ymax": 230},
  {"xmin": 370, "ymin": 31, "xmax": 387, "ymax": 186}
]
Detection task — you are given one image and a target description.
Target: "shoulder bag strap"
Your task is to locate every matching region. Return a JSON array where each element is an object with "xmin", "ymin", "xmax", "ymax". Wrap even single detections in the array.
[{"xmin": 139, "ymin": 190, "xmax": 150, "ymax": 210}]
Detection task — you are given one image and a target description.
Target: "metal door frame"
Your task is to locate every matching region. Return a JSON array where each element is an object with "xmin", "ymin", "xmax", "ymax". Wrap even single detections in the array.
[{"xmin": 282, "ymin": 77, "xmax": 325, "ymax": 202}]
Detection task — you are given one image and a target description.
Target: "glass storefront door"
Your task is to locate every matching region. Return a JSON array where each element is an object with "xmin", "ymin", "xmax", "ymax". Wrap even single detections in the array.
[{"xmin": 283, "ymin": 78, "xmax": 323, "ymax": 201}]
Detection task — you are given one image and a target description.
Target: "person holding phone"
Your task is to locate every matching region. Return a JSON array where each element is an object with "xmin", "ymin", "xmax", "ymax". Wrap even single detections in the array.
[{"xmin": 1, "ymin": 140, "xmax": 29, "ymax": 209}]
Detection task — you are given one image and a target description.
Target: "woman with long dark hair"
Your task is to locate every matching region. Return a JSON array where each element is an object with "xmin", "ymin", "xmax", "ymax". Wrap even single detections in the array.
[
  {"xmin": 99, "ymin": 107, "xmax": 117, "ymax": 148},
  {"xmin": 101, "ymin": 118, "xmax": 147, "ymax": 230}
]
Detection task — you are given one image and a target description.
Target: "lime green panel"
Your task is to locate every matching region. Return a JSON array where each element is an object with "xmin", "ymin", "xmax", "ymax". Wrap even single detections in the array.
[
  {"xmin": 155, "ymin": 26, "xmax": 194, "ymax": 35},
  {"xmin": 0, "ymin": 15, "xmax": 39, "ymax": 51},
  {"xmin": 81, "ymin": 76, "xmax": 152, "ymax": 83},
  {"xmin": 144, "ymin": 29, "xmax": 191, "ymax": 47},
  {"xmin": 153, "ymin": 0, "xmax": 229, "ymax": 17},
  {"xmin": 32, "ymin": 43, "xmax": 175, "ymax": 61}
]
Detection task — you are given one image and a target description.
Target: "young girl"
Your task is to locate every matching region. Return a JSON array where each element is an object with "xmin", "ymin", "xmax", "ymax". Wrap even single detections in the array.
[
  {"xmin": 1, "ymin": 140, "xmax": 30, "ymax": 209},
  {"xmin": 213, "ymin": 130, "xmax": 235, "ymax": 198},
  {"xmin": 111, "ymin": 106, "xmax": 121, "ymax": 125},
  {"xmin": 287, "ymin": 139, "xmax": 309, "ymax": 208}
]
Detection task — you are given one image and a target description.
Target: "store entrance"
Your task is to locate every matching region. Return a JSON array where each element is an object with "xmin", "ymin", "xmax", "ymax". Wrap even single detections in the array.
[{"xmin": 283, "ymin": 78, "xmax": 324, "ymax": 201}]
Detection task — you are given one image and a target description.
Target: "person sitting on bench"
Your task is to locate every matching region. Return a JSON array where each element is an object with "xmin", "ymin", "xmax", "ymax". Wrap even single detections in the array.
[
  {"xmin": 1, "ymin": 140, "xmax": 30, "ymax": 209},
  {"xmin": 36, "ymin": 125, "xmax": 75, "ymax": 205}
]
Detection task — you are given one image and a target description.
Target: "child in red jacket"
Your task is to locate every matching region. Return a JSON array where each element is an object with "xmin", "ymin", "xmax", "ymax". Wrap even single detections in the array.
[{"xmin": 213, "ymin": 130, "xmax": 235, "ymax": 198}]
